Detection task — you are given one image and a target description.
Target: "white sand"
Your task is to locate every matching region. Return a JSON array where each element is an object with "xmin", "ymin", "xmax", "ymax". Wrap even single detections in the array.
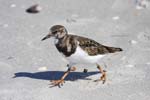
[{"xmin": 0, "ymin": 0, "xmax": 150, "ymax": 100}]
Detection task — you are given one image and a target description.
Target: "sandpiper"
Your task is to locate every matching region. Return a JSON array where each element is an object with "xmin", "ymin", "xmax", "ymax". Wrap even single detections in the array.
[{"xmin": 42, "ymin": 25, "xmax": 123, "ymax": 87}]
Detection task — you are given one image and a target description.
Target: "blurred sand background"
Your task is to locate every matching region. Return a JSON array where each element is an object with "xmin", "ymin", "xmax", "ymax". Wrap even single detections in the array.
[{"xmin": 0, "ymin": 0, "xmax": 150, "ymax": 100}]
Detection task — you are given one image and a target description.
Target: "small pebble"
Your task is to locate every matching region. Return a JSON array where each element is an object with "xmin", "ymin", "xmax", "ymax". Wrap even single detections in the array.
[
  {"xmin": 26, "ymin": 4, "xmax": 42, "ymax": 14},
  {"xmin": 10, "ymin": 4, "xmax": 16, "ymax": 8},
  {"xmin": 38, "ymin": 67, "xmax": 47, "ymax": 71},
  {"xmin": 129, "ymin": 40, "xmax": 138, "ymax": 44},
  {"xmin": 125, "ymin": 64, "xmax": 135, "ymax": 68},
  {"xmin": 112, "ymin": 16, "xmax": 120, "ymax": 20}
]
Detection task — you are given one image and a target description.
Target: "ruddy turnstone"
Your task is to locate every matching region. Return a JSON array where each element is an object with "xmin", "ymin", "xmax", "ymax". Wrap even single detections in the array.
[{"xmin": 42, "ymin": 25, "xmax": 123, "ymax": 87}]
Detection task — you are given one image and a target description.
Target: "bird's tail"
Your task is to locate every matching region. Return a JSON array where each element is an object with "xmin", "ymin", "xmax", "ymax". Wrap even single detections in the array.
[{"xmin": 105, "ymin": 46, "xmax": 123, "ymax": 53}]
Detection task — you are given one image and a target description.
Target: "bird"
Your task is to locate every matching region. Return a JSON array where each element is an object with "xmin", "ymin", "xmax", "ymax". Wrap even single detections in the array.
[{"xmin": 41, "ymin": 25, "xmax": 123, "ymax": 87}]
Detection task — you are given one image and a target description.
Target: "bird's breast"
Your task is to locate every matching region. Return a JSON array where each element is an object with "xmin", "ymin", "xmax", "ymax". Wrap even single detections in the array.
[{"xmin": 55, "ymin": 42, "xmax": 76, "ymax": 57}]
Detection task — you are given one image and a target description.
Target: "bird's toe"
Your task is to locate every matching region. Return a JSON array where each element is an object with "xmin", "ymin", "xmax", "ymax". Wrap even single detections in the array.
[{"xmin": 49, "ymin": 79, "xmax": 65, "ymax": 88}]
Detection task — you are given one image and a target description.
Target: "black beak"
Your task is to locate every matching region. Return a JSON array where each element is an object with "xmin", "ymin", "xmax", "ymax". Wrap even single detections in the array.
[{"xmin": 41, "ymin": 34, "xmax": 51, "ymax": 41}]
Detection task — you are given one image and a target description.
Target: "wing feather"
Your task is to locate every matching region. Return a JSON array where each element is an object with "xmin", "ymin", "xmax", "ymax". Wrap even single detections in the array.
[{"xmin": 72, "ymin": 35, "xmax": 122, "ymax": 56}]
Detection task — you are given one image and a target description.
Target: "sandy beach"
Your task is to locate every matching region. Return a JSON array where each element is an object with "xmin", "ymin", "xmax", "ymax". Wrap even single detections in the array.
[{"xmin": 0, "ymin": 0, "xmax": 150, "ymax": 100}]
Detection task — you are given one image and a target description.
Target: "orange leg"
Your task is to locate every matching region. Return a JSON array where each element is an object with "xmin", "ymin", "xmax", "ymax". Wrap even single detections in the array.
[
  {"xmin": 95, "ymin": 64, "xmax": 106, "ymax": 84},
  {"xmin": 50, "ymin": 67, "xmax": 76, "ymax": 87}
]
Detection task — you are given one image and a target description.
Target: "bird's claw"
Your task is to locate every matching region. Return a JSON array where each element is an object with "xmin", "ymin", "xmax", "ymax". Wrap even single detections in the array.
[
  {"xmin": 49, "ymin": 80, "xmax": 65, "ymax": 88},
  {"xmin": 94, "ymin": 78, "xmax": 106, "ymax": 84},
  {"xmin": 94, "ymin": 72, "xmax": 106, "ymax": 84}
]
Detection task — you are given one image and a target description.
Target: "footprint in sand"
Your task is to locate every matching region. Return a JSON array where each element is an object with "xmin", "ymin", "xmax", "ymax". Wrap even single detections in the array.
[{"xmin": 138, "ymin": 32, "xmax": 150, "ymax": 43}]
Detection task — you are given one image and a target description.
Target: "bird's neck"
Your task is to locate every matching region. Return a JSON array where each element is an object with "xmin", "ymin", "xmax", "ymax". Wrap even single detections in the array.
[{"xmin": 54, "ymin": 34, "xmax": 68, "ymax": 44}]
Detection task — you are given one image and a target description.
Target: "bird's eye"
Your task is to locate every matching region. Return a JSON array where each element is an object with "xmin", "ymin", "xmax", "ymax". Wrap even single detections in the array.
[{"xmin": 52, "ymin": 31, "xmax": 57, "ymax": 34}]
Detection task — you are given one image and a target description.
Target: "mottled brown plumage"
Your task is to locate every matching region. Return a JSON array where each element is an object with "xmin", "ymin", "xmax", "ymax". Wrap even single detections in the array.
[
  {"xmin": 41, "ymin": 25, "xmax": 123, "ymax": 87},
  {"xmin": 54, "ymin": 34, "xmax": 122, "ymax": 57},
  {"xmin": 55, "ymin": 35, "xmax": 77, "ymax": 57},
  {"xmin": 75, "ymin": 35, "xmax": 123, "ymax": 56}
]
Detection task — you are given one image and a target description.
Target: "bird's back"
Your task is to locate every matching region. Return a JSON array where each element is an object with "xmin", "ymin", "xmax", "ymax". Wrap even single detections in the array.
[
  {"xmin": 72, "ymin": 35, "xmax": 123, "ymax": 56},
  {"xmin": 55, "ymin": 34, "xmax": 122, "ymax": 57}
]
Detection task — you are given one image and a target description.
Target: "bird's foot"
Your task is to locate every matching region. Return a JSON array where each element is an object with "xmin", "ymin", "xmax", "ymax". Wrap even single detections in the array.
[
  {"xmin": 49, "ymin": 66, "xmax": 76, "ymax": 88},
  {"xmin": 50, "ymin": 79, "xmax": 65, "ymax": 88},
  {"xmin": 94, "ymin": 70, "xmax": 106, "ymax": 84}
]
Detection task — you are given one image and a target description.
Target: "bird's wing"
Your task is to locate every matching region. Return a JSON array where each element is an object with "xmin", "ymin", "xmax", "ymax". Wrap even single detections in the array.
[{"xmin": 73, "ymin": 35, "xmax": 122, "ymax": 56}]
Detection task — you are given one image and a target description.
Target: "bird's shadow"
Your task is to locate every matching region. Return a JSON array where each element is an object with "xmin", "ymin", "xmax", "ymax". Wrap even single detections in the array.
[{"xmin": 13, "ymin": 71, "xmax": 100, "ymax": 81}]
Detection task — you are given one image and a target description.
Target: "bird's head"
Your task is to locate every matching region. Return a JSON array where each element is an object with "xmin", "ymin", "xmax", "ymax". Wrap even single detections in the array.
[{"xmin": 41, "ymin": 25, "xmax": 68, "ymax": 41}]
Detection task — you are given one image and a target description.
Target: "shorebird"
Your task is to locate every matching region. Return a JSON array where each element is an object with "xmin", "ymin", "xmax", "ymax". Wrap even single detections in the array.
[{"xmin": 42, "ymin": 25, "xmax": 122, "ymax": 87}]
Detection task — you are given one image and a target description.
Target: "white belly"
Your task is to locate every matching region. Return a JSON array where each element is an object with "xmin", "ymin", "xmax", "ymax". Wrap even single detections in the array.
[{"xmin": 66, "ymin": 46, "xmax": 105, "ymax": 65}]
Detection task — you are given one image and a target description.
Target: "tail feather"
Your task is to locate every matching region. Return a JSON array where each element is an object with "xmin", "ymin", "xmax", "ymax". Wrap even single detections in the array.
[{"xmin": 105, "ymin": 46, "xmax": 123, "ymax": 53}]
